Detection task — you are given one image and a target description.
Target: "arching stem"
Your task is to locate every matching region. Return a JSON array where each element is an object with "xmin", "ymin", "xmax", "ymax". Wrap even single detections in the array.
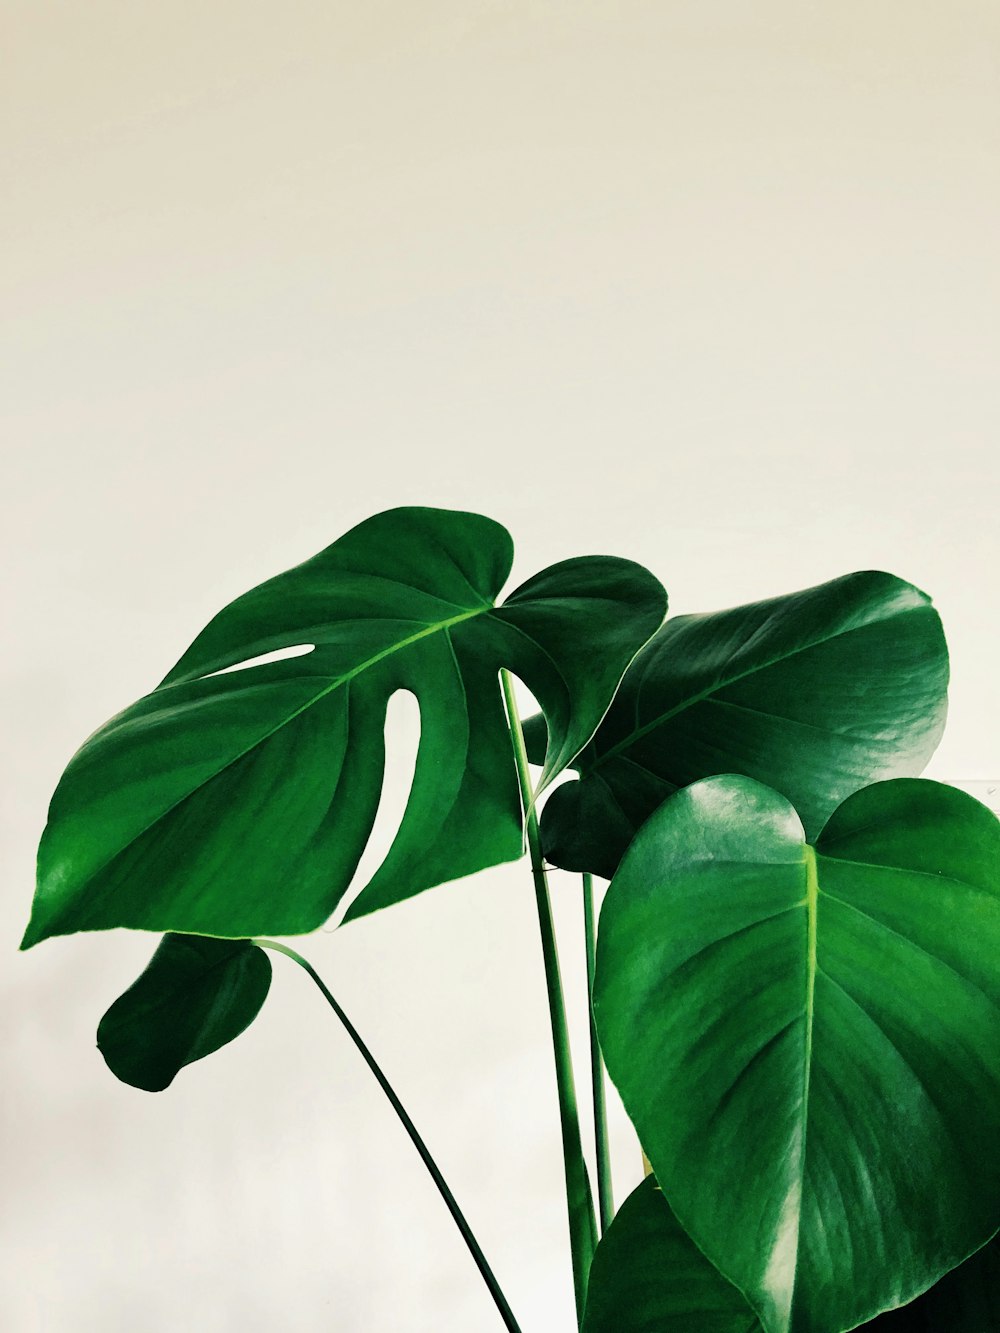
[{"xmin": 254, "ymin": 938, "xmax": 523, "ymax": 1333}]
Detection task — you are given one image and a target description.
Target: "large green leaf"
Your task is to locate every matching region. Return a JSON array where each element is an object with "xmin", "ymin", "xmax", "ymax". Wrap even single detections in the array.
[
  {"xmin": 583, "ymin": 1176, "xmax": 761, "ymax": 1333},
  {"xmin": 97, "ymin": 934, "xmax": 271, "ymax": 1091},
  {"xmin": 583, "ymin": 1177, "xmax": 999, "ymax": 1333},
  {"xmin": 23, "ymin": 507, "xmax": 665, "ymax": 947},
  {"xmin": 594, "ymin": 776, "xmax": 1000, "ymax": 1333},
  {"xmin": 526, "ymin": 572, "xmax": 948, "ymax": 877}
]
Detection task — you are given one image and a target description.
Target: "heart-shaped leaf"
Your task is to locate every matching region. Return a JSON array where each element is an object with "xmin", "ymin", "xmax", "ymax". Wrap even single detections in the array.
[
  {"xmin": 584, "ymin": 1177, "xmax": 1000, "ymax": 1333},
  {"xmin": 22, "ymin": 507, "xmax": 666, "ymax": 947},
  {"xmin": 97, "ymin": 934, "xmax": 271, "ymax": 1091},
  {"xmin": 526, "ymin": 571, "xmax": 948, "ymax": 877},
  {"xmin": 594, "ymin": 776, "xmax": 1000, "ymax": 1333}
]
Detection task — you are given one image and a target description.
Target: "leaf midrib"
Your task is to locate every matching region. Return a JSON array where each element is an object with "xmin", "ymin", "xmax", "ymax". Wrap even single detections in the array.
[
  {"xmin": 588, "ymin": 604, "xmax": 923, "ymax": 775},
  {"xmin": 800, "ymin": 843, "xmax": 819, "ymax": 1200},
  {"xmin": 147, "ymin": 603, "xmax": 489, "ymax": 818},
  {"xmin": 54, "ymin": 605, "xmax": 490, "ymax": 914}
]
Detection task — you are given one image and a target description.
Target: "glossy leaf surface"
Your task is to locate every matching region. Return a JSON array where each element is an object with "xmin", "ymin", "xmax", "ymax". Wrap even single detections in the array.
[
  {"xmin": 583, "ymin": 1177, "xmax": 1000, "ymax": 1333},
  {"xmin": 866, "ymin": 1236, "xmax": 1000, "ymax": 1329},
  {"xmin": 23, "ymin": 507, "xmax": 665, "ymax": 946},
  {"xmin": 582, "ymin": 1176, "xmax": 761, "ymax": 1333},
  {"xmin": 594, "ymin": 776, "xmax": 1000, "ymax": 1333},
  {"xmin": 527, "ymin": 572, "xmax": 948, "ymax": 877},
  {"xmin": 97, "ymin": 934, "xmax": 271, "ymax": 1091}
]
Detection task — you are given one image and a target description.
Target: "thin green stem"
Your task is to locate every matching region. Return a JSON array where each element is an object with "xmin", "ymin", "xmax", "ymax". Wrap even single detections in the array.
[
  {"xmin": 583, "ymin": 872, "xmax": 613, "ymax": 1234},
  {"xmin": 254, "ymin": 938, "xmax": 523, "ymax": 1333},
  {"xmin": 501, "ymin": 671, "xmax": 598, "ymax": 1329}
]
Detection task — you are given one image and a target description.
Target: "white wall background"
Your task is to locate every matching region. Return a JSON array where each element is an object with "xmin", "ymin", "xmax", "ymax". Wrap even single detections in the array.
[{"xmin": 3, "ymin": 3, "xmax": 998, "ymax": 1330}]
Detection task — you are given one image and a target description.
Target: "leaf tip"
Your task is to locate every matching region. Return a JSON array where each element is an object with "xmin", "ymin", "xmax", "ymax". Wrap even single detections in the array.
[{"xmin": 19, "ymin": 914, "xmax": 46, "ymax": 951}]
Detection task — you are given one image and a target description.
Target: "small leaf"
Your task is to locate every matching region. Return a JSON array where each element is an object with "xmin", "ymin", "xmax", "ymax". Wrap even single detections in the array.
[
  {"xmin": 582, "ymin": 1176, "xmax": 763, "ymax": 1333},
  {"xmin": 97, "ymin": 934, "xmax": 272, "ymax": 1091},
  {"xmin": 22, "ymin": 507, "xmax": 666, "ymax": 946},
  {"xmin": 594, "ymin": 776, "xmax": 1000, "ymax": 1333},
  {"xmin": 528, "ymin": 571, "xmax": 948, "ymax": 877}
]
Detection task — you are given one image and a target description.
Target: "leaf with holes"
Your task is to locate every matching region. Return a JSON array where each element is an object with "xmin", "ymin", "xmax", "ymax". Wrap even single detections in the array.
[
  {"xmin": 594, "ymin": 775, "xmax": 1000, "ymax": 1333},
  {"xmin": 525, "ymin": 571, "xmax": 948, "ymax": 877},
  {"xmin": 22, "ymin": 506, "xmax": 666, "ymax": 947},
  {"xmin": 97, "ymin": 934, "xmax": 271, "ymax": 1091}
]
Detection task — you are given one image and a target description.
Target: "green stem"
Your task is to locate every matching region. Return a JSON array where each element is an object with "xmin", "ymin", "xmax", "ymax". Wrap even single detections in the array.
[
  {"xmin": 254, "ymin": 938, "xmax": 523, "ymax": 1333},
  {"xmin": 583, "ymin": 872, "xmax": 614, "ymax": 1234},
  {"xmin": 500, "ymin": 671, "xmax": 598, "ymax": 1329}
]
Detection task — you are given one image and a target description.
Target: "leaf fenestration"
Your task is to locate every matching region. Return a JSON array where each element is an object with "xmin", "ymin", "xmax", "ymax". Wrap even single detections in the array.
[{"xmin": 23, "ymin": 506, "xmax": 666, "ymax": 946}]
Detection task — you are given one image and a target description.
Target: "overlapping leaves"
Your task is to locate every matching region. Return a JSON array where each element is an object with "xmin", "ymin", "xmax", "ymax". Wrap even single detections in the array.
[
  {"xmin": 593, "ymin": 775, "xmax": 1000, "ymax": 1333},
  {"xmin": 582, "ymin": 1175, "xmax": 761, "ymax": 1333},
  {"xmin": 583, "ymin": 1177, "xmax": 1000, "ymax": 1333},
  {"xmin": 26, "ymin": 513, "xmax": 998, "ymax": 1333},
  {"xmin": 22, "ymin": 507, "xmax": 665, "ymax": 947},
  {"xmin": 526, "ymin": 572, "xmax": 948, "ymax": 877}
]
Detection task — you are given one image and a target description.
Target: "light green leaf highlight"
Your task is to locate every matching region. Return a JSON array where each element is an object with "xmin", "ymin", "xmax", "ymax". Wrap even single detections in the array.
[
  {"xmin": 528, "ymin": 571, "xmax": 948, "ymax": 878},
  {"xmin": 23, "ymin": 506, "xmax": 665, "ymax": 946},
  {"xmin": 594, "ymin": 776, "xmax": 1000, "ymax": 1333}
]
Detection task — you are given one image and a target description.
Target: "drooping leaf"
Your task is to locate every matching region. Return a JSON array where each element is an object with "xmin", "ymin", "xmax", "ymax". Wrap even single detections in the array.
[
  {"xmin": 22, "ymin": 507, "xmax": 666, "ymax": 947},
  {"xmin": 582, "ymin": 1175, "xmax": 762, "ymax": 1333},
  {"xmin": 594, "ymin": 776, "xmax": 1000, "ymax": 1333},
  {"xmin": 97, "ymin": 934, "xmax": 271, "ymax": 1091},
  {"xmin": 583, "ymin": 1177, "xmax": 1000, "ymax": 1333},
  {"xmin": 526, "ymin": 572, "xmax": 948, "ymax": 877}
]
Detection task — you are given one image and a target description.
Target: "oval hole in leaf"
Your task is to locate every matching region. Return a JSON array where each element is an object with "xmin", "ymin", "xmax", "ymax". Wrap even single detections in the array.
[
  {"xmin": 332, "ymin": 688, "xmax": 420, "ymax": 925},
  {"xmin": 201, "ymin": 643, "xmax": 315, "ymax": 678},
  {"xmin": 23, "ymin": 508, "xmax": 667, "ymax": 944}
]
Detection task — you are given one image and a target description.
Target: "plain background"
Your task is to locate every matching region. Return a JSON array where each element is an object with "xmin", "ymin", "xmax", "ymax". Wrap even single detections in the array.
[{"xmin": 3, "ymin": 3, "xmax": 998, "ymax": 1330}]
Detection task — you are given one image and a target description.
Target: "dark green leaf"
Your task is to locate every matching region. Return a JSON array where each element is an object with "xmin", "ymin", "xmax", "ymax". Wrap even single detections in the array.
[
  {"xmin": 22, "ymin": 507, "xmax": 665, "ymax": 946},
  {"xmin": 582, "ymin": 1175, "xmax": 762, "ymax": 1333},
  {"xmin": 865, "ymin": 1236, "xmax": 1000, "ymax": 1329},
  {"xmin": 97, "ymin": 934, "xmax": 271, "ymax": 1091},
  {"xmin": 528, "ymin": 572, "xmax": 948, "ymax": 877},
  {"xmin": 583, "ymin": 1176, "xmax": 1000, "ymax": 1333},
  {"xmin": 594, "ymin": 776, "xmax": 1000, "ymax": 1333}
]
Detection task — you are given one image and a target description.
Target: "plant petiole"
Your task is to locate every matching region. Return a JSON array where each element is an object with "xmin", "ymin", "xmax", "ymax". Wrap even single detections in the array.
[{"xmin": 253, "ymin": 938, "xmax": 524, "ymax": 1333}]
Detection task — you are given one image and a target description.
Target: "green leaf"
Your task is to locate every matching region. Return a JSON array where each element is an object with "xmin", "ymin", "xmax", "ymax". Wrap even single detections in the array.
[
  {"xmin": 97, "ymin": 934, "xmax": 271, "ymax": 1091},
  {"xmin": 582, "ymin": 1176, "xmax": 762, "ymax": 1333},
  {"xmin": 527, "ymin": 571, "xmax": 948, "ymax": 877},
  {"xmin": 865, "ymin": 1236, "xmax": 1000, "ymax": 1329},
  {"xmin": 594, "ymin": 776, "xmax": 1000, "ymax": 1333},
  {"xmin": 582, "ymin": 1177, "xmax": 1000, "ymax": 1333},
  {"xmin": 23, "ymin": 507, "xmax": 666, "ymax": 947}
]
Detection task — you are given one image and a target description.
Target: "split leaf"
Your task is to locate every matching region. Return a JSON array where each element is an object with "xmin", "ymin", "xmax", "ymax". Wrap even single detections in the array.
[{"xmin": 22, "ymin": 506, "xmax": 665, "ymax": 946}]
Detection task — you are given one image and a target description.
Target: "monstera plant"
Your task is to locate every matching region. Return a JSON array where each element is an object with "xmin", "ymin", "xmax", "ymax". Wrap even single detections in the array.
[{"xmin": 22, "ymin": 506, "xmax": 1000, "ymax": 1332}]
